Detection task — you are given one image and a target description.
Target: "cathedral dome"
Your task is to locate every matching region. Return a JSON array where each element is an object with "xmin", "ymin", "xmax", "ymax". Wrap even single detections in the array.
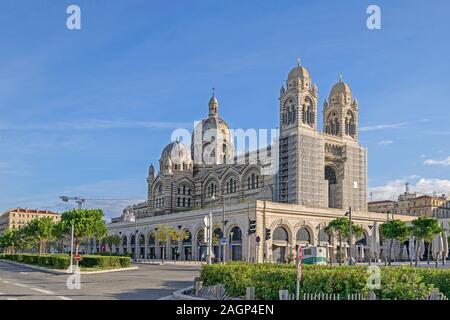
[
  {"xmin": 160, "ymin": 141, "xmax": 192, "ymax": 166},
  {"xmin": 191, "ymin": 92, "xmax": 234, "ymax": 165},
  {"xmin": 329, "ymin": 76, "xmax": 352, "ymax": 100},
  {"xmin": 286, "ymin": 59, "xmax": 312, "ymax": 90},
  {"xmin": 288, "ymin": 65, "xmax": 310, "ymax": 82}
]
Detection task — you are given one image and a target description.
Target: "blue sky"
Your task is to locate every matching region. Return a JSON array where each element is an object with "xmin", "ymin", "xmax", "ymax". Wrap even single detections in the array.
[{"xmin": 1, "ymin": 0, "xmax": 449, "ymax": 220}]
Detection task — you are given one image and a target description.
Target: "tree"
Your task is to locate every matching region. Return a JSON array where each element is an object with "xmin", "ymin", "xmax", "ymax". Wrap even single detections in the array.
[
  {"xmin": 0, "ymin": 228, "xmax": 34, "ymax": 253},
  {"xmin": 103, "ymin": 234, "xmax": 121, "ymax": 255},
  {"xmin": 168, "ymin": 228, "xmax": 190, "ymax": 261},
  {"xmin": 25, "ymin": 217, "xmax": 56, "ymax": 254},
  {"xmin": 0, "ymin": 230, "xmax": 16, "ymax": 253},
  {"xmin": 409, "ymin": 216, "xmax": 442, "ymax": 267},
  {"xmin": 379, "ymin": 219, "xmax": 409, "ymax": 266},
  {"xmin": 325, "ymin": 217, "xmax": 364, "ymax": 266},
  {"xmin": 151, "ymin": 224, "xmax": 174, "ymax": 263},
  {"xmin": 59, "ymin": 209, "xmax": 108, "ymax": 256}
]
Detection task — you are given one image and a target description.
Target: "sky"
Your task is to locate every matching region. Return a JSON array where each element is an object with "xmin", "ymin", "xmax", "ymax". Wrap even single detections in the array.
[{"xmin": 0, "ymin": 0, "xmax": 449, "ymax": 221}]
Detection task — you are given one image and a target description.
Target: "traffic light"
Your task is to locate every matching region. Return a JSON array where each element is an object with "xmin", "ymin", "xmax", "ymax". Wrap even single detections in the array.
[
  {"xmin": 248, "ymin": 219, "xmax": 256, "ymax": 235},
  {"xmin": 265, "ymin": 227, "xmax": 271, "ymax": 240}
]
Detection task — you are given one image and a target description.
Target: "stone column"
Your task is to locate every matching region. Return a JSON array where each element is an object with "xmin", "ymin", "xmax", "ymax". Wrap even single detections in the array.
[{"xmin": 144, "ymin": 234, "xmax": 148, "ymax": 260}]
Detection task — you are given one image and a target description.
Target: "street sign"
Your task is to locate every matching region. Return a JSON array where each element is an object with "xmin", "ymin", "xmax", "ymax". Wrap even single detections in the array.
[
  {"xmin": 256, "ymin": 235, "xmax": 261, "ymax": 243},
  {"xmin": 221, "ymin": 236, "xmax": 227, "ymax": 245},
  {"xmin": 75, "ymin": 254, "xmax": 81, "ymax": 262}
]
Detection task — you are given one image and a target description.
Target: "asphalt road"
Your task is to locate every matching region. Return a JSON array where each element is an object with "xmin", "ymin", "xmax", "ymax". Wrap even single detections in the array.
[{"xmin": 0, "ymin": 261, "xmax": 201, "ymax": 300}]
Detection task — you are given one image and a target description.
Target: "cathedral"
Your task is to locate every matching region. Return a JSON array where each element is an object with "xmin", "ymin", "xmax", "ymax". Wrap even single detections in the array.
[
  {"xmin": 124, "ymin": 59, "xmax": 367, "ymax": 218},
  {"xmin": 106, "ymin": 60, "xmax": 405, "ymax": 263}
]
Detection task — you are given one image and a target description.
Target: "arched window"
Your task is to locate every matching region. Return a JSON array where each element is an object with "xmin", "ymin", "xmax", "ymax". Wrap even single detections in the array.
[
  {"xmin": 273, "ymin": 226, "xmax": 289, "ymax": 241},
  {"xmin": 296, "ymin": 227, "xmax": 311, "ymax": 244},
  {"xmin": 207, "ymin": 182, "xmax": 217, "ymax": 197}
]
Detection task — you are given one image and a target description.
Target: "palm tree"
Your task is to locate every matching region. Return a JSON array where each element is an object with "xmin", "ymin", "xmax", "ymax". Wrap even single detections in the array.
[
  {"xmin": 409, "ymin": 216, "xmax": 442, "ymax": 267},
  {"xmin": 103, "ymin": 235, "xmax": 122, "ymax": 255},
  {"xmin": 151, "ymin": 224, "xmax": 173, "ymax": 263},
  {"xmin": 379, "ymin": 219, "xmax": 409, "ymax": 265},
  {"xmin": 325, "ymin": 217, "xmax": 364, "ymax": 266},
  {"xmin": 168, "ymin": 228, "xmax": 190, "ymax": 261}
]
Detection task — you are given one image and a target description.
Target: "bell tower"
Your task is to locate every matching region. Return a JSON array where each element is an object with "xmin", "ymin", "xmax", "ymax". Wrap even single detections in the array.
[
  {"xmin": 323, "ymin": 75, "xmax": 359, "ymax": 141},
  {"xmin": 277, "ymin": 60, "xmax": 325, "ymax": 207},
  {"xmin": 279, "ymin": 59, "xmax": 318, "ymax": 134}
]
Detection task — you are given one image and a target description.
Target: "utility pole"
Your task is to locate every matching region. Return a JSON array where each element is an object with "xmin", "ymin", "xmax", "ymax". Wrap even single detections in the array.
[
  {"xmin": 346, "ymin": 207, "xmax": 353, "ymax": 266},
  {"xmin": 69, "ymin": 223, "xmax": 74, "ymax": 273},
  {"xmin": 212, "ymin": 193, "xmax": 227, "ymax": 263},
  {"xmin": 208, "ymin": 212, "xmax": 213, "ymax": 265}
]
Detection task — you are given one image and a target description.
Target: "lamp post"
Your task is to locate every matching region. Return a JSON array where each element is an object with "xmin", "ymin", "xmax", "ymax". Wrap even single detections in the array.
[
  {"xmin": 345, "ymin": 207, "xmax": 353, "ymax": 266},
  {"xmin": 212, "ymin": 192, "xmax": 227, "ymax": 263}
]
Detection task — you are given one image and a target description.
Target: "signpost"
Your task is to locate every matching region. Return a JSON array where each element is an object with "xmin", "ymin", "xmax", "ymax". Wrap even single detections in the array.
[
  {"xmin": 221, "ymin": 236, "xmax": 227, "ymax": 245},
  {"xmin": 296, "ymin": 246, "xmax": 303, "ymax": 300},
  {"xmin": 255, "ymin": 236, "xmax": 261, "ymax": 263},
  {"xmin": 75, "ymin": 254, "xmax": 81, "ymax": 270}
]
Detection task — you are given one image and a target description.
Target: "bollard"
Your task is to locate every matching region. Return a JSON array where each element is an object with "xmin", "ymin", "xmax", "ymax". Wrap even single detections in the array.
[
  {"xmin": 246, "ymin": 287, "xmax": 255, "ymax": 300},
  {"xmin": 279, "ymin": 290, "xmax": 289, "ymax": 300},
  {"xmin": 194, "ymin": 277, "xmax": 202, "ymax": 296}
]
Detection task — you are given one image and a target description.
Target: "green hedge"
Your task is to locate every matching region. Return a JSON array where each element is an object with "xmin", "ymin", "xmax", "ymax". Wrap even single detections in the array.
[
  {"xmin": 200, "ymin": 263, "xmax": 450, "ymax": 300},
  {"xmin": 0, "ymin": 253, "xmax": 130, "ymax": 269},
  {"xmin": 79, "ymin": 255, "xmax": 131, "ymax": 268},
  {"xmin": 0, "ymin": 253, "xmax": 70, "ymax": 269}
]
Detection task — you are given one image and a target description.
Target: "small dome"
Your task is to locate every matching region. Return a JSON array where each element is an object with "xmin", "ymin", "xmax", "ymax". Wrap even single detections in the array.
[
  {"xmin": 287, "ymin": 59, "xmax": 310, "ymax": 82},
  {"xmin": 288, "ymin": 65, "xmax": 310, "ymax": 81},
  {"xmin": 330, "ymin": 76, "xmax": 352, "ymax": 99},
  {"xmin": 160, "ymin": 141, "xmax": 191, "ymax": 165}
]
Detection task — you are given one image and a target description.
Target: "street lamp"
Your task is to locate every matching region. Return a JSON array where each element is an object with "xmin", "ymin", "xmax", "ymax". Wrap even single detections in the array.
[
  {"xmin": 345, "ymin": 207, "xmax": 353, "ymax": 266},
  {"xmin": 211, "ymin": 192, "xmax": 227, "ymax": 263}
]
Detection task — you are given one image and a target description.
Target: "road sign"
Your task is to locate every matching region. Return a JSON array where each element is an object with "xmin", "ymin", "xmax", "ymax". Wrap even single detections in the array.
[
  {"xmin": 221, "ymin": 236, "xmax": 227, "ymax": 245},
  {"xmin": 75, "ymin": 254, "xmax": 81, "ymax": 262},
  {"xmin": 256, "ymin": 235, "xmax": 261, "ymax": 243}
]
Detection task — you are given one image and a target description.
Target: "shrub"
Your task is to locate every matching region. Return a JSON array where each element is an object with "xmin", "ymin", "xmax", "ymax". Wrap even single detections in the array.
[
  {"xmin": 200, "ymin": 262, "xmax": 450, "ymax": 300},
  {"xmin": 0, "ymin": 253, "xmax": 129, "ymax": 269}
]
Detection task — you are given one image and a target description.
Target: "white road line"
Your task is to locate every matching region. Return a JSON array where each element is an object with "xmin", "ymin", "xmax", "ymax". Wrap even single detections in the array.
[
  {"xmin": 57, "ymin": 296, "xmax": 72, "ymax": 300},
  {"xmin": 13, "ymin": 283, "xmax": 28, "ymax": 288},
  {"xmin": 0, "ymin": 292, "xmax": 4, "ymax": 295},
  {"xmin": 20, "ymin": 272, "xmax": 28, "ymax": 275},
  {"xmin": 30, "ymin": 287, "xmax": 54, "ymax": 295},
  {"xmin": 2, "ymin": 280, "xmax": 9, "ymax": 283},
  {"xmin": 7, "ymin": 298, "xmax": 19, "ymax": 300}
]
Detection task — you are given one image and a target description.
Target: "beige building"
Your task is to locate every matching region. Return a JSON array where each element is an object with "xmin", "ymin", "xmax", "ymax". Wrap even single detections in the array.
[
  {"xmin": 0, "ymin": 208, "xmax": 60, "ymax": 234},
  {"xmin": 104, "ymin": 60, "xmax": 404, "ymax": 263},
  {"xmin": 367, "ymin": 200, "xmax": 396, "ymax": 217},
  {"xmin": 369, "ymin": 183, "xmax": 450, "ymax": 218}
]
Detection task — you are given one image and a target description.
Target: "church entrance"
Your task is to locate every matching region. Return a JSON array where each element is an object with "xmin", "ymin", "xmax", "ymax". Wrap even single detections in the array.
[{"xmin": 325, "ymin": 165, "xmax": 338, "ymax": 208}]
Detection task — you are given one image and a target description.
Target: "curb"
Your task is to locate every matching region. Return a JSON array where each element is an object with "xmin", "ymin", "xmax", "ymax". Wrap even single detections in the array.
[
  {"xmin": 0, "ymin": 259, "xmax": 138, "ymax": 275},
  {"xmin": 171, "ymin": 286, "xmax": 206, "ymax": 300}
]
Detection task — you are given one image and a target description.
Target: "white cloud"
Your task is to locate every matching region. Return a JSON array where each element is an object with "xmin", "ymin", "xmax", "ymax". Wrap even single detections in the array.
[
  {"xmin": 370, "ymin": 178, "xmax": 450, "ymax": 201},
  {"xmin": 378, "ymin": 140, "xmax": 393, "ymax": 146},
  {"xmin": 360, "ymin": 122, "xmax": 408, "ymax": 132},
  {"xmin": 424, "ymin": 156, "xmax": 450, "ymax": 167}
]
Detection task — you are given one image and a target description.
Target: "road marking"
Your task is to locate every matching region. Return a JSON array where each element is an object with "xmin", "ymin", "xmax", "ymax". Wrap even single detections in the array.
[
  {"xmin": 2, "ymin": 280, "xmax": 9, "ymax": 284},
  {"xmin": 30, "ymin": 287, "xmax": 54, "ymax": 295},
  {"xmin": 20, "ymin": 272, "xmax": 28, "ymax": 275},
  {"xmin": 13, "ymin": 283, "xmax": 28, "ymax": 288},
  {"xmin": 57, "ymin": 296, "xmax": 72, "ymax": 300},
  {"xmin": 7, "ymin": 298, "xmax": 19, "ymax": 300},
  {"xmin": 0, "ymin": 292, "xmax": 4, "ymax": 295}
]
